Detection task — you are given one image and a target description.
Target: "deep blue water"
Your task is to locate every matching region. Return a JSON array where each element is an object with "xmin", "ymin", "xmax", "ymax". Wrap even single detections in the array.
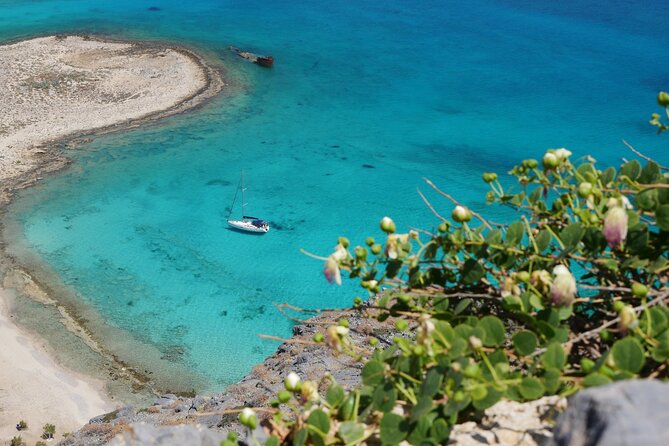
[{"xmin": 2, "ymin": 0, "xmax": 668, "ymax": 391}]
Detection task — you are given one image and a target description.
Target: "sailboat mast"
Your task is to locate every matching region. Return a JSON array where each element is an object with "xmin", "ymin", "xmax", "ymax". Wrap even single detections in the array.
[{"xmin": 241, "ymin": 170, "xmax": 245, "ymax": 218}]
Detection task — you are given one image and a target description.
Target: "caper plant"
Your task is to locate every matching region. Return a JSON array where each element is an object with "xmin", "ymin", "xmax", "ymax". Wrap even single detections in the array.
[{"xmin": 234, "ymin": 102, "xmax": 668, "ymax": 446}]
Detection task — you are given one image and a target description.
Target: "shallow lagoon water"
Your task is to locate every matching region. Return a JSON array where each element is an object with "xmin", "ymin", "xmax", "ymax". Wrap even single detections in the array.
[{"xmin": 2, "ymin": 0, "xmax": 669, "ymax": 390}]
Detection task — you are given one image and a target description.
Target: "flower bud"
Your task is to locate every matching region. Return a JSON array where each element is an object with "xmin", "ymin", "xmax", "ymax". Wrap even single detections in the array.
[
  {"xmin": 550, "ymin": 265, "xmax": 576, "ymax": 307},
  {"xmin": 658, "ymin": 91, "xmax": 669, "ymax": 107},
  {"xmin": 603, "ymin": 206, "xmax": 628, "ymax": 249},
  {"xmin": 525, "ymin": 159, "xmax": 538, "ymax": 169},
  {"xmin": 323, "ymin": 256, "xmax": 341, "ymax": 285},
  {"xmin": 543, "ymin": 152, "xmax": 559, "ymax": 169},
  {"xmin": 300, "ymin": 380, "xmax": 319, "ymax": 402},
  {"xmin": 338, "ymin": 236, "xmax": 350, "ymax": 248},
  {"xmin": 395, "ymin": 319, "xmax": 408, "ymax": 331},
  {"xmin": 438, "ymin": 222, "xmax": 449, "ymax": 233},
  {"xmin": 618, "ymin": 305, "xmax": 638, "ymax": 333},
  {"xmin": 468, "ymin": 336, "xmax": 483, "ymax": 351},
  {"xmin": 239, "ymin": 408, "xmax": 257, "ymax": 430},
  {"xmin": 313, "ymin": 332, "xmax": 324, "ymax": 343},
  {"xmin": 365, "ymin": 236, "xmax": 375, "ymax": 246},
  {"xmin": 577, "ymin": 182, "xmax": 593, "ymax": 198},
  {"xmin": 631, "ymin": 283, "xmax": 649, "ymax": 298},
  {"xmin": 354, "ymin": 246, "xmax": 367, "ymax": 261},
  {"xmin": 380, "ymin": 216, "xmax": 396, "ymax": 233},
  {"xmin": 516, "ymin": 271, "xmax": 530, "ymax": 283},
  {"xmin": 482, "ymin": 172, "xmax": 498, "ymax": 183},
  {"xmin": 277, "ymin": 390, "xmax": 291, "ymax": 403},
  {"xmin": 451, "ymin": 205, "xmax": 472, "ymax": 223},
  {"xmin": 284, "ymin": 372, "xmax": 302, "ymax": 392},
  {"xmin": 554, "ymin": 148, "xmax": 572, "ymax": 162},
  {"xmin": 370, "ymin": 243, "xmax": 382, "ymax": 255}
]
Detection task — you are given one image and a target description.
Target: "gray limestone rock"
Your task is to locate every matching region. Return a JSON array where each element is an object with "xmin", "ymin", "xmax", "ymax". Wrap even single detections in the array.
[
  {"xmin": 552, "ymin": 380, "xmax": 669, "ymax": 446},
  {"xmin": 108, "ymin": 423, "xmax": 227, "ymax": 446}
]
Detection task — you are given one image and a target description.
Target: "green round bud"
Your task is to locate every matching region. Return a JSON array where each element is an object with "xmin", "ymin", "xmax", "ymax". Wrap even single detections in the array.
[
  {"xmin": 239, "ymin": 408, "xmax": 257, "ymax": 430},
  {"xmin": 438, "ymin": 221, "xmax": 449, "ymax": 233},
  {"xmin": 589, "ymin": 214, "xmax": 599, "ymax": 225},
  {"xmin": 577, "ymin": 182, "xmax": 593, "ymax": 198},
  {"xmin": 612, "ymin": 301, "xmax": 625, "ymax": 313},
  {"xmin": 270, "ymin": 399, "xmax": 280, "ymax": 407},
  {"xmin": 451, "ymin": 205, "xmax": 472, "ymax": 223},
  {"xmin": 658, "ymin": 91, "xmax": 669, "ymax": 107},
  {"xmin": 516, "ymin": 271, "xmax": 530, "ymax": 283},
  {"xmin": 365, "ymin": 236, "xmax": 375, "ymax": 246},
  {"xmin": 453, "ymin": 391, "xmax": 465, "ymax": 402},
  {"xmin": 369, "ymin": 337, "xmax": 379, "ymax": 346},
  {"xmin": 353, "ymin": 296, "xmax": 362, "ymax": 306},
  {"xmin": 397, "ymin": 294, "xmax": 411, "ymax": 304},
  {"xmin": 338, "ymin": 318, "xmax": 349, "ymax": 328},
  {"xmin": 463, "ymin": 363, "xmax": 479, "ymax": 379},
  {"xmin": 631, "ymin": 283, "xmax": 649, "ymax": 298},
  {"xmin": 371, "ymin": 243, "xmax": 382, "ymax": 255},
  {"xmin": 580, "ymin": 358, "xmax": 595, "ymax": 373},
  {"xmin": 277, "ymin": 390, "xmax": 291, "ymax": 404},
  {"xmin": 599, "ymin": 329, "xmax": 612, "ymax": 342},
  {"xmin": 354, "ymin": 246, "xmax": 367, "ymax": 261},
  {"xmin": 395, "ymin": 319, "xmax": 408, "ymax": 331},
  {"xmin": 338, "ymin": 236, "xmax": 349, "ymax": 248},
  {"xmin": 380, "ymin": 216, "xmax": 396, "ymax": 233},
  {"xmin": 543, "ymin": 152, "xmax": 559, "ymax": 169},
  {"xmin": 652, "ymin": 113, "xmax": 661, "ymax": 120},
  {"xmin": 313, "ymin": 332, "xmax": 324, "ymax": 343},
  {"xmin": 525, "ymin": 159, "xmax": 538, "ymax": 169},
  {"xmin": 413, "ymin": 345, "xmax": 424, "ymax": 355},
  {"xmin": 482, "ymin": 172, "xmax": 498, "ymax": 183}
]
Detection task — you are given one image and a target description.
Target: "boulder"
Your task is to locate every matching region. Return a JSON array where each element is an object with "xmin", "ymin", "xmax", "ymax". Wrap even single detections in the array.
[{"xmin": 552, "ymin": 380, "xmax": 669, "ymax": 446}]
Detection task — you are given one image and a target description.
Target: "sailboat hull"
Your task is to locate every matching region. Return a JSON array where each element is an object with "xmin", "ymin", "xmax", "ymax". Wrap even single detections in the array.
[{"xmin": 227, "ymin": 220, "xmax": 269, "ymax": 233}]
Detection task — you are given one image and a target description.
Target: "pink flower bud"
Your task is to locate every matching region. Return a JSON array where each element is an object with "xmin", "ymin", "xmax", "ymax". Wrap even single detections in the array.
[
  {"xmin": 550, "ymin": 265, "xmax": 576, "ymax": 307},
  {"xmin": 323, "ymin": 256, "xmax": 341, "ymax": 285},
  {"xmin": 603, "ymin": 206, "xmax": 628, "ymax": 249}
]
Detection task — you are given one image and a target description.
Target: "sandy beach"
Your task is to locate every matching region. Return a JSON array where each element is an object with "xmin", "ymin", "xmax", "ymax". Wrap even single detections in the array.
[{"xmin": 0, "ymin": 35, "xmax": 223, "ymax": 444}]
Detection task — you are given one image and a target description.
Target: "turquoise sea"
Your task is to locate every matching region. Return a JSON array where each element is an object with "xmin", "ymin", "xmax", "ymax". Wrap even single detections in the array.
[{"xmin": 2, "ymin": 0, "xmax": 668, "ymax": 392}]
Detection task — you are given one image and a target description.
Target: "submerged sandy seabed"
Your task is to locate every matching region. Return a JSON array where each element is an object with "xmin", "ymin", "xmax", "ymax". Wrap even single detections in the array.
[{"xmin": 0, "ymin": 35, "xmax": 223, "ymax": 444}]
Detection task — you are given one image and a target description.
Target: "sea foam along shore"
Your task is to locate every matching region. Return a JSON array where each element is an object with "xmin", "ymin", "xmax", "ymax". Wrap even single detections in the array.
[{"xmin": 0, "ymin": 34, "xmax": 224, "ymax": 444}]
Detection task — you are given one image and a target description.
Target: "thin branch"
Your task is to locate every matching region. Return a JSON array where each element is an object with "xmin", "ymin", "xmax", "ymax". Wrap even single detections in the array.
[
  {"xmin": 422, "ymin": 177, "xmax": 494, "ymax": 230},
  {"xmin": 258, "ymin": 334, "xmax": 319, "ymax": 345},
  {"xmin": 623, "ymin": 140, "xmax": 669, "ymax": 171},
  {"xmin": 416, "ymin": 187, "xmax": 448, "ymax": 222}
]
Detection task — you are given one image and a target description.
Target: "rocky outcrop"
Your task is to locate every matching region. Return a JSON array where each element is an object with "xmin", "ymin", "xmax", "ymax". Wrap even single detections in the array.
[{"xmin": 551, "ymin": 380, "xmax": 669, "ymax": 446}]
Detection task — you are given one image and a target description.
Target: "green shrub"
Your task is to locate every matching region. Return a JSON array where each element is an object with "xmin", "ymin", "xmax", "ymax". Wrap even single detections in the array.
[{"xmin": 10, "ymin": 436, "xmax": 23, "ymax": 446}]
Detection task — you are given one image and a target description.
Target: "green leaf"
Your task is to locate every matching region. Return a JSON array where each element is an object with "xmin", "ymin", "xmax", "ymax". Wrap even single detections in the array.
[
  {"xmin": 472, "ymin": 387, "xmax": 503, "ymax": 410},
  {"xmin": 454, "ymin": 298, "xmax": 472, "ymax": 316},
  {"xmin": 411, "ymin": 396, "xmax": 434, "ymax": 422},
  {"xmin": 372, "ymin": 382, "xmax": 397, "ymax": 412},
  {"xmin": 559, "ymin": 223, "xmax": 585, "ymax": 249},
  {"xmin": 420, "ymin": 367, "xmax": 443, "ymax": 398},
  {"xmin": 611, "ymin": 337, "xmax": 645, "ymax": 374},
  {"xmin": 461, "ymin": 259, "xmax": 485, "ymax": 285},
  {"xmin": 621, "ymin": 159, "xmax": 641, "ymax": 180},
  {"xmin": 656, "ymin": 204, "xmax": 669, "ymax": 231},
  {"xmin": 543, "ymin": 368, "xmax": 561, "ymax": 394},
  {"xmin": 430, "ymin": 419, "xmax": 451, "ymax": 443},
  {"xmin": 640, "ymin": 307, "xmax": 668, "ymax": 338},
  {"xmin": 636, "ymin": 189, "xmax": 659, "ymax": 211},
  {"xmin": 541, "ymin": 343, "xmax": 566, "ymax": 370},
  {"xmin": 307, "ymin": 409, "xmax": 331, "ymax": 438},
  {"xmin": 326, "ymin": 385, "xmax": 345, "ymax": 408},
  {"xmin": 265, "ymin": 436, "xmax": 280, "ymax": 446},
  {"xmin": 601, "ymin": 167, "xmax": 616, "ymax": 186},
  {"xmin": 651, "ymin": 339, "xmax": 669, "ymax": 362},
  {"xmin": 338, "ymin": 422, "xmax": 366, "ymax": 446},
  {"xmin": 293, "ymin": 428, "xmax": 308, "ymax": 446},
  {"xmin": 362, "ymin": 360, "xmax": 385, "ymax": 386},
  {"xmin": 485, "ymin": 229, "xmax": 503, "ymax": 244},
  {"xmin": 519, "ymin": 377, "xmax": 545, "ymax": 400},
  {"xmin": 478, "ymin": 316, "xmax": 505, "ymax": 347},
  {"xmin": 380, "ymin": 413, "xmax": 409, "ymax": 446},
  {"xmin": 639, "ymin": 160, "xmax": 661, "ymax": 184},
  {"xmin": 512, "ymin": 331, "xmax": 538, "ymax": 356},
  {"xmin": 583, "ymin": 372, "xmax": 612, "ymax": 387},
  {"xmin": 506, "ymin": 221, "xmax": 525, "ymax": 246},
  {"xmin": 535, "ymin": 229, "xmax": 551, "ymax": 252}
]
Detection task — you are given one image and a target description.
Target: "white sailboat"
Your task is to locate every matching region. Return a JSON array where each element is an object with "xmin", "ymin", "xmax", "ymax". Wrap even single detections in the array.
[{"xmin": 227, "ymin": 171, "xmax": 270, "ymax": 234}]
